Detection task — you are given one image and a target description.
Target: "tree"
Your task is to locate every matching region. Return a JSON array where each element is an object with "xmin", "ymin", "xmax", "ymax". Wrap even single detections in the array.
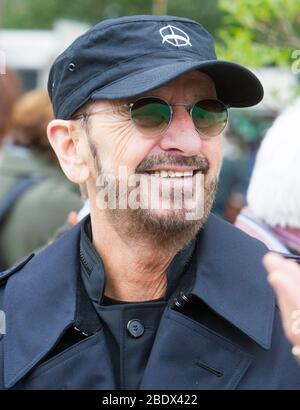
[
  {"xmin": 216, "ymin": 0, "xmax": 300, "ymax": 67},
  {"xmin": 2, "ymin": 0, "xmax": 222, "ymax": 37}
]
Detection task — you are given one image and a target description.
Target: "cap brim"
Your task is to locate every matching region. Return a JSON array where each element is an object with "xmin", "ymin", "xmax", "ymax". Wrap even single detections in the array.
[{"xmin": 92, "ymin": 60, "xmax": 263, "ymax": 108}]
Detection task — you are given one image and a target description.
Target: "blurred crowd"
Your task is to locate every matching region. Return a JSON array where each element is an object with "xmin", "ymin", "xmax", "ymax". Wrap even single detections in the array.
[{"xmin": 0, "ymin": 69, "xmax": 83, "ymax": 270}]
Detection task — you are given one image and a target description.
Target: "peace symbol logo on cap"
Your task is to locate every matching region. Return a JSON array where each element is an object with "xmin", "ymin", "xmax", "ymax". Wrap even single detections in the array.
[{"xmin": 159, "ymin": 25, "xmax": 192, "ymax": 47}]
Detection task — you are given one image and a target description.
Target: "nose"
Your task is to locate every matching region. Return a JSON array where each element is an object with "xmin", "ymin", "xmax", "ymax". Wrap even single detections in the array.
[{"xmin": 158, "ymin": 106, "xmax": 203, "ymax": 156}]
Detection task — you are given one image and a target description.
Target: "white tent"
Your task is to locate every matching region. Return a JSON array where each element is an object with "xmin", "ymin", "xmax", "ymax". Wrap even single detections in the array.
[{"xmin": 0, "ymin": 20, "xmax": 89, "ymax": 88}]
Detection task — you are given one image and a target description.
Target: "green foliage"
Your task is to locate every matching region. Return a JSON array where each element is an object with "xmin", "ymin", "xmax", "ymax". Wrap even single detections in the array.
[
  {"xmin": 167, "ymin": 0, "xmax": 223, "ymax": 36},
  {"xmin": 2, "ymin": 0, "xmax": 222, "ymax": 36},
  {"xmin": 2, "ymin": 0, "xmax": 151, "ymax": 29},
  {"xmin": 216, "ymin": 0, "xmax": 300, "ymax": 67},
  {"xmin": 3, "ymin": 0, "xmax": 299, "ymax": 69}
]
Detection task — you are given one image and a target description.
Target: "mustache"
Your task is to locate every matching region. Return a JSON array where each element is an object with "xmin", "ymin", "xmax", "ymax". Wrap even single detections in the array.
[{"xmin": 136, "ymin": 154, "xmax": 209, "ymax": 174}]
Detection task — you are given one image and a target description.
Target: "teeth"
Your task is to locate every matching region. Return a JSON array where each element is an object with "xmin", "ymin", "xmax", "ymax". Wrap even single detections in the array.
[
  {"xmin": 183, "ymin": 171, "xmax": 193, "ymax": 177},
  {"xmin": 148, "ymin": 170, "xmax": 194, "ymax": 178}
]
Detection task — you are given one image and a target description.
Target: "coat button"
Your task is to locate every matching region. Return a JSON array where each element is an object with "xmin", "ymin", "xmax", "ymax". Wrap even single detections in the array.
[{"xmin": 127, "ymin": 319, "xmax": 144, "ymax": 338}]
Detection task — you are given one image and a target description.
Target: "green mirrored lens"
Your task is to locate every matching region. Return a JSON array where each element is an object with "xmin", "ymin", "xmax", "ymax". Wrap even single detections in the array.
[
  {"xmin": 131, "ymin": 98, "xmax": 171, "ymax": 135},
  {"xmin": 192, "ymin": 100, "xmax": 228, "ymax": 137}
]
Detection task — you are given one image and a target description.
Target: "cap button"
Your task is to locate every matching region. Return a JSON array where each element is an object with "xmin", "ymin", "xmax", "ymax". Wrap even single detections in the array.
[{"xmin": 68, "ymin": 63, "xmax": 76, "ymax": 72}]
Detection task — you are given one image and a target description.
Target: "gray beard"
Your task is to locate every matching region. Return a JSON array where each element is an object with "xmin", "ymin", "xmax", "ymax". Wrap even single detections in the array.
[
  {"xmin": 102, "ymin": 177, "xmax": 218, "ymax": 253},
  {"xmin": 90, "ymin": 137, "xmax": 218, "ymax": 252}
]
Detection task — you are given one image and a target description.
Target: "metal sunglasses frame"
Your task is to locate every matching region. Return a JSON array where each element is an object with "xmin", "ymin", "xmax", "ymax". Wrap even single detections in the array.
[{"xmin": 73, "ymin": 96, "xmax": 229, "ymax": 138}]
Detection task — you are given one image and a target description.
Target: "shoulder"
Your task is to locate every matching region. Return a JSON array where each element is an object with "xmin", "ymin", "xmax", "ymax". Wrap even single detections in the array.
[
  {"xmin": 0, "ymin": 253, "xmax": 35, "ymax": 288},
  {"xmin": 0, "ymin": 219, "xmax": 83, "ymax": 338},
  {"xmin": 0, "ymin": 253, "xmax": 35, "ymax": 313},
  {"xmin": 0, "ymin": 216, "xmax": 84, "ymax": 290},
  {"xmin": 195, "ymin": 214, "xmax": 270, "ymax": 288},
  {"xmin": 203, "ymin": 213, "xmax": 268, "ymax": 255}
]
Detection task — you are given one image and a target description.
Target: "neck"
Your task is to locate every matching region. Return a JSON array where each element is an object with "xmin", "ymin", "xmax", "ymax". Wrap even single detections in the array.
[{"xmin": 90, "ymin": 213, "xmax": 178, "ymax": 302}]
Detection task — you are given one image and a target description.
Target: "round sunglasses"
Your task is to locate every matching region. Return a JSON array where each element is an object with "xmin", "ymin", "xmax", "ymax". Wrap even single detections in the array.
[{"xmin": 75, "ymin": 96, "xmax": 229, "ymax": 138}]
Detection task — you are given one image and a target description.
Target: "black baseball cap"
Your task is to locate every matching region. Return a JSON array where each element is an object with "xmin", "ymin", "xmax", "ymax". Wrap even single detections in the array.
[{"xmin": 48, "ymin": 15, "xmax": 264, "ymax": 120}]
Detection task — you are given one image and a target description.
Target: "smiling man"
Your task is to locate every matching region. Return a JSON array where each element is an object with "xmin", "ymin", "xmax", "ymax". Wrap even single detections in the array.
[
  {"xmin": 1, "ymin": 15, "xmax": 300, "ymax": 390},
  {"xmin": 57, "ymin": 70, "xmax": 223, "ymax": 302}
]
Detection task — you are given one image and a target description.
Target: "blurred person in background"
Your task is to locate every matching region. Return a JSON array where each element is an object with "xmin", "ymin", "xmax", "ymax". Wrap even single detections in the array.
[
  {"xmin": 235, "ymin": 98, "xmax": 300, "ymax": 254},
  {"xmin": 0, "ymin": 89, "xmax": 83, "ymax": 270},
  {"xmin": 212, "ymin": 131, "xmax": 248, "ymax": 222},
  {"xmin": 236, "ymin": 100, "xmax": 300, "ymax": 365},
  {"xmin": 0, "ymin": 68, "xmax": 22, "ymax": 146},
  {"xmin": 263, "ymin": 252, "xmax": 300, "ymax": 365},
  {"xmin": 213, "ymin": 108, "xmax": 276, "ymax": 223}
]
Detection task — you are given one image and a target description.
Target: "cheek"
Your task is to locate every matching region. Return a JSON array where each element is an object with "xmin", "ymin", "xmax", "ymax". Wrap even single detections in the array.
[
  {"xmin": 202, "ymin": 138, "xmax": 223, "ymax": 174},
  {"xmin": 90, "ymin": 120, "xmax": 156, "ymax": 172}
]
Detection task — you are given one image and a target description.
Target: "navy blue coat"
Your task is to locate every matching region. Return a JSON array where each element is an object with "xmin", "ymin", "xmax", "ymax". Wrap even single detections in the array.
[{"xmin": 1, "ymin": 214, "xmax": 300, "ymax": 390}]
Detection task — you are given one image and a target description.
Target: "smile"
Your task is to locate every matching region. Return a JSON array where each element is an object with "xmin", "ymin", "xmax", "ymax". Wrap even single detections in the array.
[
  {"xmin": 146, "ymin": 170, "xmax": 193, "ymax": 178},
  {"xmin": 142, "ymin": 169, "xmax": 201, "ymax": 178}
]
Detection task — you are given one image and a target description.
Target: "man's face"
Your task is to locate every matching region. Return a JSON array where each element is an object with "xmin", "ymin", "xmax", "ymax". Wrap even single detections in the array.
[{"xmin": 82, "ymin": 70, "xmax": 223, "ymax": 248}]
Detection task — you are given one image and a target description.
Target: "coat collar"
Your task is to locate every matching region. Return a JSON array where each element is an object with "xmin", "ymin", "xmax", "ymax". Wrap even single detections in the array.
[
  {"xmin": 190, "ymin": 214, "xmax": 275, "ymax": 350},
  {"xmin": 3, "ymin": 214, "xmax": 275, "ymax": 388},
  {"xmin": 3, "ymin": 221, "xmax": 82, "ymax": 388}
]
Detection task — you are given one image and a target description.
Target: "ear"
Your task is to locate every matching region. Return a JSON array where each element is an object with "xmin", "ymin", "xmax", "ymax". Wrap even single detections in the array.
[{"xmin": 47, "ymin": 119, "xmax": 90, "ymax": 184}]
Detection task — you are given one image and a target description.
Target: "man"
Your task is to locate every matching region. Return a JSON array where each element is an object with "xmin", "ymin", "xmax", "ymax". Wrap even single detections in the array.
[{"xmin": 1, "ymin": 15, "xmax": 300, "ymax": 390}]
